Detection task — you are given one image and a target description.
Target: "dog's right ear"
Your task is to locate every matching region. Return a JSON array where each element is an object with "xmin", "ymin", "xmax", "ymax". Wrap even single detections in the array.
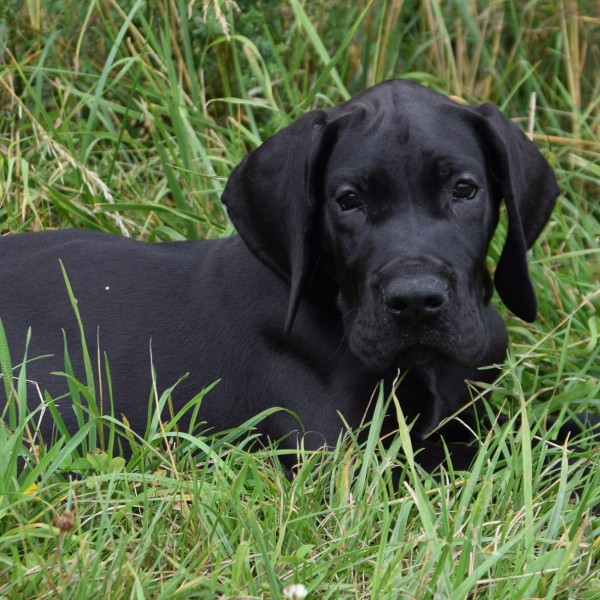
[
  {"xmin": 222, "ymin": 109, "xmax": 333, "ymax": 332},
  {"xmin": 468, "ymin": 103, "xmax": 560, "ymax": 322}
]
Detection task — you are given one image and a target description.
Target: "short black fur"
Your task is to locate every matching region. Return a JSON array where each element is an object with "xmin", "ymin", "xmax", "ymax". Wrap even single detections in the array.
[{"xmin": 3, "ymin": 79, "xmax": 591, "ymax": 474}]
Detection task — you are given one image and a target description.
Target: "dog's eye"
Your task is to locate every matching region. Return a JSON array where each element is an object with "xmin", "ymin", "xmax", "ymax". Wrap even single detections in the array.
[
  {"xmin": 452, "ymin": 181, "xmax": 478, "ymax": 200},
  {"xmin": 336, "ymin": 191, "xmax": 361, "ymax": 211}
]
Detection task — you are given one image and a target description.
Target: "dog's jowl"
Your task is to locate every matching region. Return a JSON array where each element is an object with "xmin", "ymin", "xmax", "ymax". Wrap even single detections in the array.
[{"xmin": 0, "ymin": 79, "xmax": 563, "ymax": 470}]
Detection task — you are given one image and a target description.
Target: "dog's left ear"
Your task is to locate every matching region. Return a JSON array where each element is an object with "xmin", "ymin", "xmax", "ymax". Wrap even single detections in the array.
[
  {"xmin": 222, "ymin": 109, "xmax": 334, "ymax": 332},
  {"xmin": 471, "ymin": 103, "xmax": 560, "ymax": 322}
]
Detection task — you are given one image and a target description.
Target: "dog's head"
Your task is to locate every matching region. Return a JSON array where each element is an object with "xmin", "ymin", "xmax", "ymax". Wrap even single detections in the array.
[{"xmin": 222, "ymin": 80, "xmax": 559, "ymax": 373}]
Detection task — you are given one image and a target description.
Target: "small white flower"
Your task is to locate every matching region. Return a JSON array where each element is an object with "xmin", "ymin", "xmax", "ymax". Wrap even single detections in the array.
[{"xmin": 283, "ymin": 583, "xmax": 308, "ymax": 600}]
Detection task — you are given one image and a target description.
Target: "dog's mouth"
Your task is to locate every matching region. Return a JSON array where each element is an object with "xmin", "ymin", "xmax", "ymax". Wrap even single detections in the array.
[
  {"xmin": 393, "ymin": 343, "xmax": 446, "ymax": 368},
  {"xmin": 346, "ymin": 313, "xmax": 459, "ymax": 373},
  {"xmin": 350, "ymin": 335, "xmax": 452, "ymax": 374},
  {"xmin": 344, "ymin": 295, "xmax": 503, "ymax": 374}
]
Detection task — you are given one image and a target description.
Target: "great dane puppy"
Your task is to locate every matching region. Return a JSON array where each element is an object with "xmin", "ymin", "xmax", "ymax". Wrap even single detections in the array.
[{"xmin": 1, "ymin": 79, "xmax": 562, "ymax": 471}]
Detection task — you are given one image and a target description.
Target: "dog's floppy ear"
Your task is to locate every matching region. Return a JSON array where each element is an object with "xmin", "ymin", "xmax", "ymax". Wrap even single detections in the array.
[
  {"xmin": 222, "ymin": 109, "xmax": 332, "ymax": 332},
  {"xmin": 472, "ymin": 103, "xmax": 560, "ymax": 322}
]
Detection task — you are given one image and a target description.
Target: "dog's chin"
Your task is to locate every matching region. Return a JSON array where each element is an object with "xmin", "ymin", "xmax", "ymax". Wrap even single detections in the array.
[
  {"xmin": 351, "ymin": 342, "xmax": 450, "ymax": 374},
  {"xmin": 346, "ymin": 313, "xmax": 499, "ymax": 373},
  {"xmin": 392, "ymin": 344, "xmax": 446, "ymax": 368},
  {"xmin": 351, "ymin": 334, "xmax": 493, "ymax": 373}
]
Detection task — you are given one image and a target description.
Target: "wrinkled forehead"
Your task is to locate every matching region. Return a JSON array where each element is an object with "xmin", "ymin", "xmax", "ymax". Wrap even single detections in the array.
[{"xmin": 326, "ymin": 91, "xmax": 485, "ymax": 176}]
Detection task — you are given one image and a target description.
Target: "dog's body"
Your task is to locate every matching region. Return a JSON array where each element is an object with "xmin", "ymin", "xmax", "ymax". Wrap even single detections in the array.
[
  {"xmin": 1, "ymin": 80, "xmax": 563, "ymax": 470},
  {"xmin": 2, "ymin": 231, "xmax": 389, "ymax": 451}
]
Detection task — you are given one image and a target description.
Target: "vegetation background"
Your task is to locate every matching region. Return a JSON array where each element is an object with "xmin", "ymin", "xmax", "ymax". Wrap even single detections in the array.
[{"xmin": 0, "ymin": 0, "xmax": 599, "ymax": 597}]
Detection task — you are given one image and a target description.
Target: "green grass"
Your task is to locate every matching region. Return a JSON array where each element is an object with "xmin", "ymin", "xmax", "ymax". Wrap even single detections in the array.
[{"xmin": 1, "ymin": 0, "xmax": 599, "ymax": 597}]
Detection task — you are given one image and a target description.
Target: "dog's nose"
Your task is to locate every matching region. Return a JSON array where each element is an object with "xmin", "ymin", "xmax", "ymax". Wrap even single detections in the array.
[{"xmin": 383, "ymin": 276, "xmax": 448, "ymax": 324}]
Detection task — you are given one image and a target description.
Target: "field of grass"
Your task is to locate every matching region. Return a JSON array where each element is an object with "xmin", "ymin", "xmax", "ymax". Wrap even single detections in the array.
[{"xmin": 1, "ymin": 0, "xmax": 599, "ymax": 597}]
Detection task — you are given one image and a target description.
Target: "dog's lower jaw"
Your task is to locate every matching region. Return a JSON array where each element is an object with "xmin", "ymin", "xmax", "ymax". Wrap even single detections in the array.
[{"xmin": 346, "ymin": 306, "xmax": 508, "ymax": 375}]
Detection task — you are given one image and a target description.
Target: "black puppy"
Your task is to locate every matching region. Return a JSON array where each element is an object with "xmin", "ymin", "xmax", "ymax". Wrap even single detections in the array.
[{"xmin": 0, "ymin": 79, "xmax": 562, "ymax": 470}]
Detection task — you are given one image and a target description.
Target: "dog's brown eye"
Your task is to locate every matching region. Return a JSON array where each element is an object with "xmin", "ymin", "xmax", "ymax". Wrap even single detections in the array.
[
  {"xmin": 453, "ymin": 181, "xmax": 478, "ymax": 200},
  {"xmin": 337, "ymin": 191, "xmax": 361, "ymax": 211}
]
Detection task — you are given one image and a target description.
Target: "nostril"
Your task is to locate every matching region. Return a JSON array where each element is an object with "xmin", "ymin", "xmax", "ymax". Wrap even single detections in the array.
[
  {"xmin": 383, "ymin": 276, "xmax": 448, "ymax": 323},
  {"xmin": 390, "ymin": 298, "xmax": 408, "ymax": 311},
  {"xmin": 424, "ymin": 294, "xmax": 444, "ymax": 310}
]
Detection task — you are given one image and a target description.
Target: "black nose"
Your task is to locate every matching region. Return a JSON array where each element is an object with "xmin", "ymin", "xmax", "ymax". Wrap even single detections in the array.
[{"xmin": 383, "ymin": 276, "xmax": 448, "ymax": 325}]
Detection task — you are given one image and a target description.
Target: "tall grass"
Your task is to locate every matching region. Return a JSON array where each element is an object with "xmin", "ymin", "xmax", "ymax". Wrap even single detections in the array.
[{"xmin": 0, "ymin": 0, "xmax": 599, "ymax": 597}]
